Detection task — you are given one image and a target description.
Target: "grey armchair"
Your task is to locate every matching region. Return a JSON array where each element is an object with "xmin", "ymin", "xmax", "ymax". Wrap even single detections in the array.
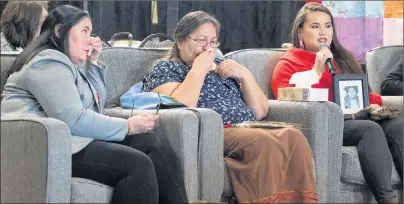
[
  {"xmin": 99, "ymin": 47, "xmax": 224, "ymax": 202},
  {"xmin": 223, "ymin": 48, "xmax": 402, "ymax": 203},
  {"xmin": 366, "ymin": 45, "xmax": 403, "ymax": 113},
  {"xmin": 222, "ymin": 49, "xmax": 344, "ymax": 203},
  {"xmin": 0, "ymin": 48, "xmax": 224, "ymax": 203},
  {"xmin": 366, "ymin": 45, "xmax": 403, "ymax": 95}
]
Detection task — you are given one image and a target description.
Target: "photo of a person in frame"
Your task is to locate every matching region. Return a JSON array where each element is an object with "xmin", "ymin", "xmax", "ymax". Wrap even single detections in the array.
[{"xmin": 344, "ymin": 86, "xmax": 360, "ymax": 109}]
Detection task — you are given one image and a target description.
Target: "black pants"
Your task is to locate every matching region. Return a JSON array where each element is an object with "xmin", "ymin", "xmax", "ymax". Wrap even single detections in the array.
[
  {"xmin": 72, "ymin": 132, "xmax": 188, "ymax": 204},
  {"xmin": 343, "ymin": 117, "xmax": 403, "ymax": 201}
]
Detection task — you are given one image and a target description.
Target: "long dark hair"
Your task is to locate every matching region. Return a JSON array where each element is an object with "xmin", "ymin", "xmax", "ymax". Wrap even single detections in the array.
[
  {"xmin": 7, "ymin": 5, "xmax": 89, "ymax": 78},
  {"xmin": 0, "ymin": 1, "xmax": 48, "ymax": 49},
  {"xmin": 291, "ymin": 2, "xmax": 362, "ymax": 74},
  {"xmin": 166, "ymin": 11, "xmax": 220, "ymax": 61}
]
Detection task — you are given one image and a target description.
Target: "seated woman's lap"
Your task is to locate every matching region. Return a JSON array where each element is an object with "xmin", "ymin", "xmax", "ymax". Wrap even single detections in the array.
[
  {"xmin": 120, "ymin": 132, "xmax": 189, "ymax": 203},
  {"xmin": 343, "ymin": 120, "xmax": 387, "ymax": 146},
  {"xmin": 72, "ymin": 140, "xmax": 155, "ymax": 187},
  {"xmin": 223, "ymin": 127, "xmax": 309, "ymax": 158},
  {"xmin": 343, "ymin": 119, "xmax": 402, "ymax": 147},
  {"xmin": 120, "ymin": 132, "xmax": 182, "ymax": 173},
  {"xmin": 223, "ymin": 127, "xmax": 316, "ymax": 203}
]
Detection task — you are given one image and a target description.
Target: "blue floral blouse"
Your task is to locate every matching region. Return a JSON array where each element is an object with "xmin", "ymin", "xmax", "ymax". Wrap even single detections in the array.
[{"xmin": 142, "ymin": 59, "xmax": 256, "ymax": 124}]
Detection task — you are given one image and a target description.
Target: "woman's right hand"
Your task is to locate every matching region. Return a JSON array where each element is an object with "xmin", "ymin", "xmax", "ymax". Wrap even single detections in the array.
[
  {"xmin": 191, "ymin": 48, "xmax": 216, "ymax": 74},
  {"xmin": 126, "ymin": 113, "xmax": 160, "ymax": 135},
  {"xmin": 352, "ymin": 106, "xmax": 372, "ymax": 120},
  {"xmin": 312, "ymin": 47, "xmax": 333, "ymax": 76}
]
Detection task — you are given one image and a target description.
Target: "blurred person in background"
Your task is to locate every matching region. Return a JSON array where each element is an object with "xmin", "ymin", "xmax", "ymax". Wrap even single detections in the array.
[
  {"xmin": 1, "ymin": 1, "xmax": 48, "ymax": 51},
  {"xmin": 381, "ymin": 54, "xmax": 403, "ymax": 96}
]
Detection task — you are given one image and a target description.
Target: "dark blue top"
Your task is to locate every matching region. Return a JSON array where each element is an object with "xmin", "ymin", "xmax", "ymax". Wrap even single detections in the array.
[{"xmin": 142, "ymin": 59, "xmax": 256, "ymax": 124}]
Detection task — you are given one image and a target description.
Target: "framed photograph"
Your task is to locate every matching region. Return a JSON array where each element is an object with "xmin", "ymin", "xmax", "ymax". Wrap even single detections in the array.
[{"xmin": 332, "ymin": 74, "xmax": 369, "ymax": 115}]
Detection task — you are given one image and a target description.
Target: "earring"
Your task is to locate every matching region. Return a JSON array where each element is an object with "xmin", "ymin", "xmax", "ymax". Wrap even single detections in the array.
[{"xmin": 298, "ymin": 34, "xmax": 305, "ymax": 49}]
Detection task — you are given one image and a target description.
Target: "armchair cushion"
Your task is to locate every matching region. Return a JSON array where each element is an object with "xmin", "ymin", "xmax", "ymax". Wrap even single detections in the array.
[
  {"xmin": 71, "ymin": 178, "xmax": 113, "ymax": 203},
  {"xmin": 98, "ymin": 47, "xmax": 168, "ymax": 108}
]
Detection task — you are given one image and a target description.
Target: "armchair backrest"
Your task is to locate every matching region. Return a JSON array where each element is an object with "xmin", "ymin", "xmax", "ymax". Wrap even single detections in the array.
[
  {"xmin": 366, "ymin": 45, "xmax": 403, "ymax": 94},
  {"xmin": 224, "ymin": 48, "xmax": 286, "ymax": 99},
  {"xmin": 0, "ymin": 51, "xmax": 20, "ymax": 97},
  {"xmin": 99, "ymin": 47, "xmax": 169, "ymax": 107}
]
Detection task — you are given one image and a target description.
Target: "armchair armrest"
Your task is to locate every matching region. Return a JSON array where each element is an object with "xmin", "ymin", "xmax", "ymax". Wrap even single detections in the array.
[
  {"xmin": 265, "ymin": 100, "xmax": 344, "ymax": 202},
  {"xmin": 104, "ymin": 108, "xmax": 200, "ymax": 201},
  {"xmin": 382, "ymin": 96, "xmax": 403, "ymax": 113},
  {"xmin": 1, "ymin": 116, "xmax": 71, "ymax": 203},
  {"xmin": 186, "ymin": 108, "xmax": 224, "ymax": 202},
  {"xmin": 317, "ymin": 101, "xmax": 345, "ymax": 203}
]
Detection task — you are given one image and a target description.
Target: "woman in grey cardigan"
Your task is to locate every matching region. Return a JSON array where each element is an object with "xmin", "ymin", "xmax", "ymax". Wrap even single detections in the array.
[{"xmin": 1, "ymin": 5, "xmax": 188, "ymax": 204}]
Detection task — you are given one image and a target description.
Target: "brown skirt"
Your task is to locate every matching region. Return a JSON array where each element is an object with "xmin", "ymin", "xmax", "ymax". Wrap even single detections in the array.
[{"xmin": 224, "ymin": 127, "xmax": 318, "ymax": 203}]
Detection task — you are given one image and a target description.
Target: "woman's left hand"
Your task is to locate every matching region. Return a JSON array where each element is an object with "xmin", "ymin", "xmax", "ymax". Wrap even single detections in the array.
[
  {"xmin": 87, "ymin": 36, "xmax": 103, "ymax": 65},
  {"xmin": 215, "ymin": 59, "xmax": 249, "ymax": 79},
  {"xmin": 352, "ymin": 104, "xmax": 381, "ymax": 120}
]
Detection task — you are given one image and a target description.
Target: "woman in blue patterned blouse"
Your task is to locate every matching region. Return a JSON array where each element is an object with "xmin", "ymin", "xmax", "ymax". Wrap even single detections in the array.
[{"xmin": 142, "ymin": 11, "xmax": 317, "ymax": 203}]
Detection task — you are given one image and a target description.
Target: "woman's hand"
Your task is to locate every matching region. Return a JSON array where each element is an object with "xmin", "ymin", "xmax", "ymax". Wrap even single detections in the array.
[
  {"xmin": 352, "ymin": 106, "xmax": 372, "ymax": 120},
  {"xmin": 369, "ymin": 104, "xmax": 381, "ymax": 111},
  {"xmin": 312, "ymin": 47, "xmax": 333, "ymax": 76},
  {"xmin": 215, "ymin": 59, "xmax": 249, "ymax": 79},
  {"xmin": 351, "ymin": 104, "xmax": 382, "ymax": 120},
  {"xmin": 87, "ymin": 36, "xmax": 103, "ymax": 65},
  {"xmin": 191, "ymin": 48, "xmax": 216, "ymax": 75},
  {"xmin": 127, "ymin": 113, "xmax": 160, "ymax": 135}
]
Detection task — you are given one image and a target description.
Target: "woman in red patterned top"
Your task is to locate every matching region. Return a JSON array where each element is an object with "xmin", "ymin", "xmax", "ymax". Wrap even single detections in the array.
[{"xmin": 272, "ymin": 2, "xmax": 402, "ymax": 203}]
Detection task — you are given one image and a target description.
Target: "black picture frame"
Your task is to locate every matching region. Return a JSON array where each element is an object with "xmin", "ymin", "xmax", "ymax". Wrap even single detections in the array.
[{"xmin": 332, "ymin": 74, "xmax": 370, "ymax": 115}]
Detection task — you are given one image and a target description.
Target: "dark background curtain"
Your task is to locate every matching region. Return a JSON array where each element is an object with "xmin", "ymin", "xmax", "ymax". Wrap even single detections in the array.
[
  {"xmin": 172, "ymin": 1, "xmax": 305, "ymax": 54},
  {"xmin": 1, "ymin": 1, "xmax": 305, "ymax": 54}
]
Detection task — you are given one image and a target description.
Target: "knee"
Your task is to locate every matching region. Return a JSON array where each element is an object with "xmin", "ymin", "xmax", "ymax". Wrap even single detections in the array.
[
  {"xmin": 151, "ymin": 139, "xmax": 177, "ymax": 157},
  {"xmin": 384, "ymin": 119, "xmax": 403, "ymax": 146},
  {"xmin": 283, "ymin": 128, "xmax": 313, "ymax": 155},
  {"xmin": 250, "ymin": 128, "xmax": 309, "ymax": 150},
  {"xmin": 356, "ymin": 120, "xmax": 385, "ymax": 141},
  {"xmin": 390, "ymin": 118, "xmax": 403, "ymax": 136},
  {"xmin": 127, "ymin": 150, "xmax": 155, "ymax": 173},
  {"xmin": 250, "ymin": 133, "xmax": 276, "ymax": 149},
  {"xmin": 248, "ymin": 129, "xmax": 312, "ymax": 158},
  {"xmin": 284, "ymin": 128, "xmax": 308, "ymax": 143}
]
